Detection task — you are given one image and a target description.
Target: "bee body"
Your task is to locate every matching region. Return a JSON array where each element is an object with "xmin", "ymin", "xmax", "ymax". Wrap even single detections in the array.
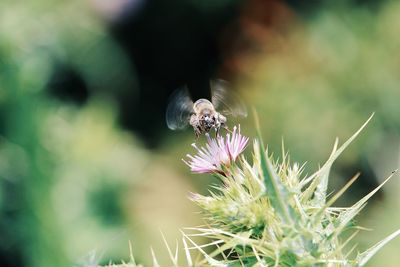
[
  {"xmin": 189, "ymin": 99, "xmax": 227, "ymax": 137},
  {"xmin": 166, "ymin": 80, "xmax": 246, "ymax": 139}
]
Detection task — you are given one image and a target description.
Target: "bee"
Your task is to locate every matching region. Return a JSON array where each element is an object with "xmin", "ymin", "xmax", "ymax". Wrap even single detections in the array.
[{"xmin": 166, "ymin": 79, "xmax": 247, "ymax": 138}]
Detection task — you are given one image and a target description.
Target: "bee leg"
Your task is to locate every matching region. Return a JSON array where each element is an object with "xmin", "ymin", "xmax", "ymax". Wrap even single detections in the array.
[
  {"xmin": 194, "ymin": 126, "xmax": 201, "ymax": 140},
  {"xmin": 223, "ymin": 125, "xmax": 232, "ymax": 134}
]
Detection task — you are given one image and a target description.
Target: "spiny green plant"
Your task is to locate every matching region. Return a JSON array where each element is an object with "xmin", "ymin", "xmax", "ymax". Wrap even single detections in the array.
[{"xmin": 104, "ymin": 115, "xmax": 400, "ymax": 266}]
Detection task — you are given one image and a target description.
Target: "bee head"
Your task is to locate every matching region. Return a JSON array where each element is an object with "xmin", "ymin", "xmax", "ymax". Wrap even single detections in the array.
[{"xmin": 203, "ymin": 113, "xmax": 213, "ymax": 122}]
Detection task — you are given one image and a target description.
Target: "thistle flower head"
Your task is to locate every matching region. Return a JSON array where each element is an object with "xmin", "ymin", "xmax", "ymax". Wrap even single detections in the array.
[
  {"xmin": 183, "ymin": 125, "xmax": 249, "ymax": 174},
  {"xmin": 101, "ymin": 115, "xmax": 400, "ymax": 266},
  {"xmin": 183, "ymin": 115, "xmax": 400, "ymax": 266}
]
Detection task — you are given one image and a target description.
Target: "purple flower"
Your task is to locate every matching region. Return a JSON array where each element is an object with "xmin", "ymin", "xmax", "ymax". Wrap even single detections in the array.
[{"xmin": 183, "ymin": 125, "xmax": 249, "ymax": 175}]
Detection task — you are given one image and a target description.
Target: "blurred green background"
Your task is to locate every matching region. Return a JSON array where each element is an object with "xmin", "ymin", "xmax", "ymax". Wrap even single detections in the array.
[{"xmin": 0, "ymin": 0, "xmax": 399, "ymax": 266}]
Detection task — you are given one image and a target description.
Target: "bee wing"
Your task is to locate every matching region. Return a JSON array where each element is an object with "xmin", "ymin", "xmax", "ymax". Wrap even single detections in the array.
[
  {"xmin": 210, "ymin": 79, "xmax": 248, "ymax": 117},
  {"xmin": 166, "ymin": 87, "xmax": 194, "ymax": 130}
]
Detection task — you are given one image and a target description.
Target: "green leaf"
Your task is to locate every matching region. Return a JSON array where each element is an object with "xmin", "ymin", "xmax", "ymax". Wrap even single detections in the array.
[
  {"xmin": 302, "ymin": 113, "xmax": 374, "ymax": 204},
  {"xmin": 330, "ymin": 172, "xmax": 395, "ymax": 239},
  {"xmin": 253, "ymin": 110, "xmax": 295, "ymax": 226},
  {"xmin": 313, "ymin": 172, "xmax": 361, "ymax": 227}
]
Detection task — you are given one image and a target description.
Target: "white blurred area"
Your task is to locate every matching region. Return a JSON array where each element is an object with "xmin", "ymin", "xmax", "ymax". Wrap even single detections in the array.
[{"xmin": 89, "ymin": 0, "xmax": 146, "ymax": 21}]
